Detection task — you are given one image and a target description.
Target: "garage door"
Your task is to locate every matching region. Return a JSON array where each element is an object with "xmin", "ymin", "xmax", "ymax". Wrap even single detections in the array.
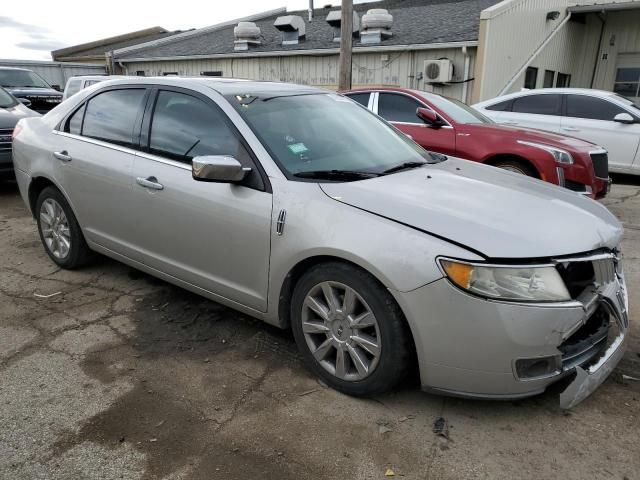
[{"xmin": 614, "ymin": 53, "xmax": 640, "ymax": 102}]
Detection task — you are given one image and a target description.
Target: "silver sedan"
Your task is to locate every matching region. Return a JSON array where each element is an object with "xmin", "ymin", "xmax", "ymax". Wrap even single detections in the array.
[{"xmin": 12, "ymin": 78, "xmax": 629, "ymax": 408}]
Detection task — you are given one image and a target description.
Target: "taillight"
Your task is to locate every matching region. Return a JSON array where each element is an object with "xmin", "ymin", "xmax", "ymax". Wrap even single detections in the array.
[{"xmin": 12, "ymin": 123, "xmax": 23, "ymax": 139}]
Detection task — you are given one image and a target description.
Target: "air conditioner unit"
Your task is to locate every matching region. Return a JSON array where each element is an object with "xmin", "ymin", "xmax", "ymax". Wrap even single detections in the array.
[{"xmin": 424, "ymin": 59, "xmax": 453, "ymax": 83}]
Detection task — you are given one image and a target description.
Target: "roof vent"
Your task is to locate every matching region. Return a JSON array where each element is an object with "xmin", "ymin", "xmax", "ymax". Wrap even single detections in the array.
[
  {"xmin": 360, "ymin": 8, "xmax": 393, "ymax": 44},
  {"xmin": 326, "ymin": 10, "xmax": 360, "ymax": 42},
  {"xmin": 274, "ymin": 15, "xmax": 306, "ymax": 45},
  {"xmin": 234, "ymin": 21, "xmax": 261, "ymax": 51}
]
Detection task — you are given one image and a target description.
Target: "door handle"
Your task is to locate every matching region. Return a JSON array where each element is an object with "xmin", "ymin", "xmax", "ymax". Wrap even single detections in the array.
[
  {"xmin": 53, "ymin": 150, "xmax": 72, "ymax": 162},
  {"xmin": 136, "ymin": 176, "xmax": 164, "ymax": 190},
  {"xmin": 562, "ymin": 127, "xmax": 579, "ymax": 132}
]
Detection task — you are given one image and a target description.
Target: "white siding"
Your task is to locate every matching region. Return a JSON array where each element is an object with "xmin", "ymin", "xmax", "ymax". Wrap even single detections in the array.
[
  {"xmin": 122, "ymin": 46, "xmax": 477, "ymax": 102},
  {"xmin": 0, "ymin": 60, "xmax": 106, "ymax": 87}
]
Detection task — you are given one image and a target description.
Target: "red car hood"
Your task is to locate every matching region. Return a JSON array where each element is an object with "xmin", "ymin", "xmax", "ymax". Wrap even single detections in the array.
[{"xmin": 463, "ymin": 123, "xmax": 599, "ymax": 152}]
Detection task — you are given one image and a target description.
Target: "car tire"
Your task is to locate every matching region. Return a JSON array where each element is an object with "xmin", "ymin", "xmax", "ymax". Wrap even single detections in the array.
[
  {"xmin": 35, "ymin": 186, "xmax": 92, "ymax": 269},
  {"xmin": 493, "ymin": 159, "xmax": 538, "ymax": 177},
  {"xmin": 291, "ymin": 262, "xmax": 412, "ymax": 396}
]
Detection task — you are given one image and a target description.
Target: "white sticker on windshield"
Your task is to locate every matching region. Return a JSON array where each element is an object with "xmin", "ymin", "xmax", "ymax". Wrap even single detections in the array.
[{"xmin": 288, "ymin": 143, "xmax": 309, "ymax": 154}]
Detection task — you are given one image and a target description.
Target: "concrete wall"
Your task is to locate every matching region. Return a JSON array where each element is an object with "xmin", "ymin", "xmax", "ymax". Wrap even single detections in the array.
[
  {"xmin": 120, "ymin": 46, "xmax": 477, "ymax": 102},
  {"xmin": 0, "ymin": 60, "xmax": 106, "ymax": 87}
]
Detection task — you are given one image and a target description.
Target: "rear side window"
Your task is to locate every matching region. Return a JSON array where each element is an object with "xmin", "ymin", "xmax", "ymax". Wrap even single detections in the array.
[
  {"xmin": 149, "ymin": 90, "xmax": 250, "ymax": 163},
  {"xmin": 378, "ymin": 93, "xmax": 422, "ymax": 123},
  {"xmin": 512, "ymin": 94, "xmax": 562, "ymax": 115},
  {"xmin": 565, "ymin": 95, "xmax": 628, "ymax": 121},
  {"xmin": 66, "ymin": 104, "xmax": 85, "ymax": 135},
  {"xmin": 345, "ymin": 92, "xmax": 370, "ymax": 107},
  {"xmin": 65, "ymin": 79, "xmax": 82, "ymax": 98},
  {"xmin": 486, "ymin": 99, "xmax": 512, "ymax": 111},
  {"xmin": 82, "ymin": 89, "xmax": 146, "ymax": 147}
]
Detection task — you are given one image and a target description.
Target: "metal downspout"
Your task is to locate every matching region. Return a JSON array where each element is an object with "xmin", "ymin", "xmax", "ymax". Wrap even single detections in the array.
[
  {"xmin": 499, "ymin": 12, "xmax": 573, "ymax": 96},
  {"xmin": 461, "ymin": 45, "xmax": 470, "ymax": 103}
]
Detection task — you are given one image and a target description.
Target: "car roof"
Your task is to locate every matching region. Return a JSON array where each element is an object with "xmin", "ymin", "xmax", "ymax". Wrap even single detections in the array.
[
  {"xmin": 476, "ymin": 88, "xmax": 618, "ymax": 105},
  {"xmin": 93, "ymin": 77, "xmax": 326, "ymax": 97},
  {"xmin": 0, "ymin": 66, "xmax": 32, "ymax": 72}
]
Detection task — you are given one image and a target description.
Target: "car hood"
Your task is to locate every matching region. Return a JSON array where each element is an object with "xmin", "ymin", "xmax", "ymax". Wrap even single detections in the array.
[
  {"xmin": 0, "ymin": 104, "xmax": 39, "ymax": 128},
  {"xmin": 4, "ymin": 87, "xmax": 62, "ymax": 98},
  {"xmin": 319, "ymin": 157, "xmax": 622, "ymax": 259},
  {"xmin": 463, "ymin": 123, "xmax": 599, "ymax": 152}
]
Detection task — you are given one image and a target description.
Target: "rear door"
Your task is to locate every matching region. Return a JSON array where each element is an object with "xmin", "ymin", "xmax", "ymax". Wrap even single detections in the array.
[
  {"xmin": 55, "ymin": 87, "xmax": 148, "ymax": 259},
  {"xmin": 561, "ymin": 94, "xmax": 640, "ymax": 172},
  {"xmin": 131, "ymin": 88, "xmax": 273, "ymax": 311},
  {"xmin": 375, "ymin": 92, "xmax": 457, "ymax": 156},
  {"xmin": 500, "ymin": 93, "xmax": 563, "ymax": 133}
]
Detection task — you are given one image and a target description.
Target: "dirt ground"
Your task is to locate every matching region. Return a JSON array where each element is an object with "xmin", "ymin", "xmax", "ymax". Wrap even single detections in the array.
[{"xmin": 1, "ymin": 177, "xmax": 639, "ymax": 480}]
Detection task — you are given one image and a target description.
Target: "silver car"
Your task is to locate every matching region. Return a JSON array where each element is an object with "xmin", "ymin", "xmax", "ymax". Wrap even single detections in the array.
[{"xmin": 12, "ymin": 78, "xmax": 630, "ymax": 408}]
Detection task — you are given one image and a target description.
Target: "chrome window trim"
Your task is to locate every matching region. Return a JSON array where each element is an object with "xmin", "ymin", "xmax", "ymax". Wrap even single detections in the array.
[
  {"xmin": 53, "ymin": 131, "xmax": 139, "ymax": 156},
  {"xmin": 135, "ymin": 151, "xmax": 192, "ymax": 171}
]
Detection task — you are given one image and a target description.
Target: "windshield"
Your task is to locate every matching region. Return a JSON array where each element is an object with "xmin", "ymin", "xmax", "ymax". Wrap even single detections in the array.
[
  {"xmin": 0, "ymin": 87, "xmax": 17, "ymax": 108},
  {"xmin": 421, "ymin": 93, "xmax": 493, "ymax": 124},
  {"xmin": 228, "ymin": 93, "xmax": 438, "ymax": 178},
  {"xmin": 0, "ymin": 69, "xmax": 50, "ymax": 88}
]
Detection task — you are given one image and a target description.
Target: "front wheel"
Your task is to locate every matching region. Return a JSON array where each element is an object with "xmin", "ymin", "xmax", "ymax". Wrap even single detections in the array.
[
  {"xmin": 291, "ymin": 262, "xmax": 412, "ymax": 396},
  {"xmin": 493, "ymin": 159, "xmax": 537, "ymax": 177}
]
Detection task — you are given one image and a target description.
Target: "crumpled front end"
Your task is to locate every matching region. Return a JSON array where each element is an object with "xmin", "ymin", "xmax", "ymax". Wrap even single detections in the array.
[{"xmin": 392, "ymin": 250, "xmax": 629, "ymax": 407}]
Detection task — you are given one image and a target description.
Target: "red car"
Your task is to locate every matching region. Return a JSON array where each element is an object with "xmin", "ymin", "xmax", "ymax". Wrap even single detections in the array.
[{"xmin": 342, "ymin": 87, "xmax": 610, "ymax": 198}]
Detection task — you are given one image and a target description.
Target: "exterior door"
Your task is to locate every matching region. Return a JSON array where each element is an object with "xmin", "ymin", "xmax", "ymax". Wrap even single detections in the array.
[
  {"xmin": 375, "ymin": 92, "xmax": 457, "ymax": 156},
  {"xmin": 55, "ymin": 87, "xmax": 148, "ymax": 259},
  {"xmin": 132, "ymin": 89, "xmax": 273, "ymax": 311},
  {"xmin": 500, "ymin": 93, "xmax": 563, "ymax": 133},
  {"xmin": 562, "ymin": 94, "xmax": 640, "ymax": 172}
]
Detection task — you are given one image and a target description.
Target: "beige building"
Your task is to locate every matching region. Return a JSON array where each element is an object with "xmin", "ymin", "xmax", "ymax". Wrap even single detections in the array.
[{"xmin": 106, "ymin": 0, "xmax": 640, "ymax": 103}]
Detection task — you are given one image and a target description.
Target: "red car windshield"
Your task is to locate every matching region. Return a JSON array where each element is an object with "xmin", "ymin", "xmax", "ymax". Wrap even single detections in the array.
[{"xmin": 420, "ymin": 92, "xmax": 494, "ymax": 125}]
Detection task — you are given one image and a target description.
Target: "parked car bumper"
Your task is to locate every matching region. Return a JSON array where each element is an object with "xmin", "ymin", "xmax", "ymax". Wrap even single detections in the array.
[
  {"xmin": 0, "ymin": 149, "xmax": 14, "ymax": 176},
  {"xmin": 392, "ymin": 258, "xmax": 628, "ymax": 406}
]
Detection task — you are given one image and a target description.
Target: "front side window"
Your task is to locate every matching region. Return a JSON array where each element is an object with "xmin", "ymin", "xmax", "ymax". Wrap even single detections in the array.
[
  {"xmin": 0, "ymin": 69, "xmax": 49, "ymax": 88},
  {"xmin": 82, "ymin": 89, "xmax": 147, "ymax": 146},
  {"xmin": 565, "ymin": 94, "xmax": 627, "ymax": 121},
  {"xmin": 512, "ymin": 94, "xmax": 562, "ymax": 115},
  {"xmin": 228, "ymin": 93, "xmax": 435, "ymax": 178},
  {"xmin": 149, "ymin": 90, "xmax": 249, "ymax": 163},
  {"xmin": 378, "ymin": 93, "xmax": 423, "ymax": 123}
]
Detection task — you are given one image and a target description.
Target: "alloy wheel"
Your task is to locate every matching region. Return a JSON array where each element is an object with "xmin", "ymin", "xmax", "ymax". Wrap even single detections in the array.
[
  {"xmin": 301, "ymin": 281, "xmax": 381, "ymax": 381},
  {"xmin": 40, "ymin": 198, "xmax": 71, "ymax": 259}
]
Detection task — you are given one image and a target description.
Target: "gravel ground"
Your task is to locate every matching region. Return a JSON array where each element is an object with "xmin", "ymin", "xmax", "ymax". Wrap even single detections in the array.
[{"xmin": 1, "ymin": 176, "xmax": 639, "ymax": 480}]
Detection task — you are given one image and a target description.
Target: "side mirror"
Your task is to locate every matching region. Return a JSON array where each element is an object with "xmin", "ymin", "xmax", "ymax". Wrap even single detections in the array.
[
  {"xmin": 51, "ymin": 84, "xmax": 62, "ymax": 92},
  {"xmin": 613, "ymin": 112, "xmax": 635, "ymax": 124},
  {"xmin": 18, "ymin": 98, "xmax": 32, "ymax": 108},
  {"xmin": 416, "ymin": 107, "xmax": 440, "ymax": 126},
  {"xmin": 192, "ymin": 155, "xmax": 251, "ymax": 183}
]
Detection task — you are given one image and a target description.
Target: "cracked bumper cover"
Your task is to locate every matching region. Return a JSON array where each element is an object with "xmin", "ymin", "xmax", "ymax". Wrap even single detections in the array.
[{"xmin": 391, "ymin": 267, "xmax": 629, "ymax": 407}]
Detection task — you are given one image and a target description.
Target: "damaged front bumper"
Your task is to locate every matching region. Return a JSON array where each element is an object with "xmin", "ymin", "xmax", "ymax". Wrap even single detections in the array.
[{"xmin": 392, "ymin": 250, "xmax": 629, "ymax": 408}]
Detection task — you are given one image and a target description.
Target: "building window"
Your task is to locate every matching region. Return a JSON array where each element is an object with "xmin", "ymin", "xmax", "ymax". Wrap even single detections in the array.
[
  {"xmin": 135, "ymin": 71, "xmax": 146, "ymax": 77},
  {"xmin": 162, "ymin": 72, "xmax": 179, "ymax": 76},
  {"xmin": 201, "ymin": 71, "xmax": 223, "ymax": 77},
  {"xmin": 556, "ymin": 73, "xmax": 571, "ymax": 88},
  {"xmin": 614, "ymin": 67, "xmax": 640, "ymax": 99},
  {"xmin": 524, "ymin": 67, "xmax": 538, "ymax": 89},
  {"xmin": 543, "ymin": 70, "xmax": 555, "ymax": 88}
]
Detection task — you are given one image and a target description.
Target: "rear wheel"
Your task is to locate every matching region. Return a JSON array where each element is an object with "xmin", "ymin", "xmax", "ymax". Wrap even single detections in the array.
[
  {"xmin": 291, "ymin": 262, "xmax": 412, "ymax": 396},
  {"xmin": 35, "ymin": 186, "xmax": 92, "ymax": 269},
  {"xmin": 493, "ymin": 159, "xmax": 538, "ymax": 177}
]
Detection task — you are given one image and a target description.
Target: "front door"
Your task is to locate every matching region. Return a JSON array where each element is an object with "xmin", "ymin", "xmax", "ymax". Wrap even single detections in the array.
[
  {"xmin": 131, "ymin": 89, "xmax": 273, "ymax": 311},
  {"xmin": 562, "ymin": 93, "xmax": 640, "ymax": 172},
  {"xmin": 375, "ymin": 92, "xmax": 457, "ymax": 156}
]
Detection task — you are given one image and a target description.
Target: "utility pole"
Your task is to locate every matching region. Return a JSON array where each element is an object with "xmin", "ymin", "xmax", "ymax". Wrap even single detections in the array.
[{"xmin": 338, "ymin": 0, "xmax": 353, "ymax": 90}]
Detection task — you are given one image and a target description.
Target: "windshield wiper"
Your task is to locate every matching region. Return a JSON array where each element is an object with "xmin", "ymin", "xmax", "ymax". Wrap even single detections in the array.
[
  {"xmin": 381, "ymin": 161, "xmax": 428, "ymax": 175},
  {"xmin": 293, "ymin": 169, "xmax": 380, "ymax": 181}
]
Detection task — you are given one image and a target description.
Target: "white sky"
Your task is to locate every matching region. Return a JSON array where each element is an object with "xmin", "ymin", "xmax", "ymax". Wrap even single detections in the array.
[{"xmin": 0, "ymin": 0, "xmax": 338, "ymax": 61}]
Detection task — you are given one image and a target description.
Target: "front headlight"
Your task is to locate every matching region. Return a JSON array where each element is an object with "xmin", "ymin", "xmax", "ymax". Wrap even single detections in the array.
[
  {"xmin": 517, "ymin": 140, "xmax": 574, "ymax": 164},
  {"xmin": 439, "ymin": 259, "xmax": 571, "ymax": 302}
]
